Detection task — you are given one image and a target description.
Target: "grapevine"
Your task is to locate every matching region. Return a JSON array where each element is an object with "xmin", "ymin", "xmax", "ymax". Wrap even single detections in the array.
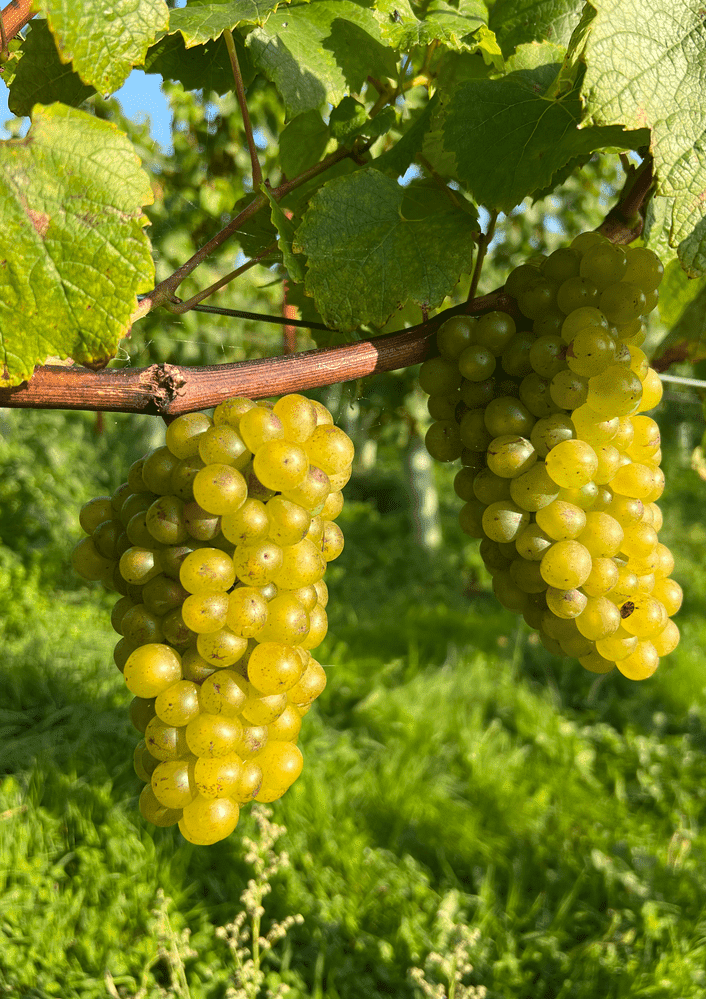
[
  {"xmin": 72, "ymin": 393, "xmax": 352, "ymax": 845},
  {"xmin": 421, "ymin": 233, "xmax": 680, "ymax": 681}
]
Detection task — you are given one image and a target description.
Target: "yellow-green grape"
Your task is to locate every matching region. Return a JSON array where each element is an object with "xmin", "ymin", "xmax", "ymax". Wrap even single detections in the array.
[
  {"xmin": 508, "ymin": 558, "xmax": 547, "ymax": 594},
  {"xmin": 144, "ymin": 496, "xmax": 187, "ymax": 546},
  {"xmin": 577, "ymin": 511, "xmax": 624, "ymax": 558},
  {"xmin": 535, "ymin": 499, "xmax": 586, "ymax": 541},
  {"xmin": 586, "ymin": 366, "xmax": 643, "ymax": 418},
  {"xmin": 644, "ymin": 466, "xmax": 665, "ymax": 503},
  {"xmin": 130, "ymin": 698, "xmax": 157, "ymax": 734},
  {"xmin": 114, "ymin": 638, "xmax": 138, "ymax": 673},
  {"xmin": 199, "ymin": 669, "xmax": 249, "ymax": 717},
  {"xmin": 491, "ymin": 571, "xmax": 528, "ymax": 613},
  {"xmin": 179, "ymin": 795, "xmax": 240, "ymax": 845},
  {"xmin": 121, "ymin": 604, "xmax": 164, "ymax": 646},
  {"xmin": 622, "ymin": 246, "xmax": 664, "ymax": 293},
  {"xmin": 224, "ymin": 587, "xmax": 267, "ymax": 638},
  {"xmin": 192, "ymin": 464, "xmax": 247, "ymax": 517},
  {"xmin": 287, "ymin": 658, "xmax": 326, "ymax": 706},
  {"xmin": 528, "ymin": 334, "xmax": 566, "ymax": 380},
  {"xmin": 320, "ymin": 490, "xmax": 344, "ymax": 521},
  {"xmin": 238, "ymin": 406, "xmax": 285, "ymax": 453},
  {"xmin": 558, "ymin": 481, "xmax": 599, "ymax": 511},
  {"xmin": 595, "ymin": 626, "xmax": 638, "ymax": 661},
  {"xmin": 198, "ymin": 425, "xmax": 250, "ymax": 469},
  {"xmin": 71, "ymin": 537, "xmax": 115, "ymax": 582},
  {"xmin": 246, "ymin": 642, "xmax": 305, "ymax": 695},
  {"xmin": 645, "ymin": 503, "xmax": 663, "ymax": 530},
  {"xmin": 111, "ymin": 482, "xmax": 132, "ymax": 517},
  {"xmin": 139, "ymin": 784, "xmax": 182, "ymax": 827},
  {"xmin": 651, "ymin": 578, "xmax": 682, "ymax": 616},
  {"xmin": 546, "ymin": 439, "xmax": 599, "ymax": 490},
  {"xmin": 615, "ymin": 318, "xmax": 647, "ymax": 346},
  {"xmin": 626, "ymin": 345, "xmax": 650, "ymax": 383},
  {"xmin": 541, "ymin": 247, "xmax": 580, "ymax": 283},
  {"xmin": 566, "ymin": 328, "xmax": 617, "ymax": 377},
  {"xmin": 482, "ymin": 501, "xmax": 530, "ymax": 544},
  {"xmin": 92, "ymin": 519, "xmax": 122, "ymax": 560},
  {"xmin": 271, "ymin": 394, "xmax": 318, "ymax": 443},
  {"xmin": 320, "ymin": 521, "xmax": 345, "ymax": 562},
  {"xmin": 516, "ymin": 277, "xmax": 558, "ymax": 320},
  {"xmin": 458, "ymin": 410, "xmax": 492, "ymax": 453},
  {"xmin": 651, "ymin": 619, "xmax": 679, "ymax": 656},
  {"xmin": 610, "ymin": 462, "xmax": 656, "ymax": 500},
  {"xmin": 458, "ymin": 499, "xmax": 485, "ymax": 538},
  {"xmin": 194, "ymin": 756, "xmax": 244, "ymax": 799},
  {"xmin": 282, "ymin": 464, "xmax": 331, "ymax": 513},
  {"xmin": 154, "ymin": 680, "xmax": 200, "ymax": 728},
  {"xmin": 271, "ymin": 539, "xmax": 326, "ymax": 589},
  {"xmin": 599, "ymin": 282, "xmax": 646, "ymax": 325},
  {"xmin": 219, "ymin": 499, "xmax": 268, "ymax": 547},
  {"xmin": 181, "ymin": 591, "xmax": 229, "ymax": 634},
  {"xmin": 255, "ymin": 594, "xmax": 309, "ymax": 645},
  {"xmin": 625, "ymin": 415, "xmax": 660, "ymax": 461},
  {"xmin": 232, "ymin": 541, "xmax": 284, "ymax": 587},
  {"xmin": 240, "ymin": 690, "xmax": 288, "ymax": 726},
  {"xmin": 134, "ymin": 740, "xmax": 159, "ymax": 781},
  {"xmin": 231, "ymin": 723, "xmax": 268, "ymax": 760},
  {"xmin": 124, "ymin": 644, "xmax": 182, "ymax": 698},
  {"xmin": 254, "ymin": 742, "xmax": 304, "ymax": 802},
  {"xmin": 327, "ymin": 464, "xmax": 351, "ymax": 490},
  {"xmin": 142, "ymin": 575, "xmax": 188, "ymax": 618},
  {"xmin": 185, "ymin": 713, "xmax": 242, "ymax": 758},
  {"xmin": 428, "ymin": 393, "xmax": 459, "ymax": 421},
  {"xmin": 453, "ymin": 467, "xmax": 477, "ymax": 502},
  {"xmin": 144, "ymin": 716, "xmax": 189, "ymax": 762},
  {"xmin": 418, "ymin": 356, "xmax": 464, "ymax": 395},
  {"xmin": 166, "ymin": 413, "xmax": 213, "ymax": 460},
  {"xmin": 278, "ymin": 584, "xmax": 318, "ymax": 614},
  {"xmin": 268, "ymin": 703, "xmax": 303, "ymax": 742},
  {"xmin": 533, "ymin": 310, "xmax": 565, "ymax": 338},
  {"xmin": 540, "ymin": 540, "xmax": 592, "ymax": 589},
  {"xmin": 475, "ymin": 311, "xmax": 517, "ymax": 354},
  {"xmin": 458, "ymin": 344, "xmax": 496, "ymax": 381},
  {"xmin": 213, "ymin": 396, "xmax": 257, "ymax": 428},
  {"xmin": 229, "ymin": 761, "xmax": 263, "ymax": 803},
  {"xmin": 306, "ymin": 399, "xmax": 332, "ymax": 428},
  {"xmin": 461, "ymin": 378, "xmax": 495, "ymax": 410},
  {"xmin": 180, "ymin": 548, "xmax": 236, "ymax": 593},
  {"xmin": 304, "ymin": 426, "xmax": 355, "ymax": 476},
  {"xmin": 509, "ymin": 462, "xmax": 559, "ymax": 512},
  {"xmin": 151, "ymin": 758, "xmax": 198, "ymax": 809},
  {"xmin": 518, "ymin": 373, "xmax": 557, "ymax": 418},
  {"xmin": 579, "ymin": 242, "xmax": 628, "ymax": 290},
  {"xmin": 514, "ymin": 523, "xmax": 553, "ymax": 562},
  {"xmin": 582, "ymin": 556, "xmax": 619, "ymax": 597},
  {"xmin": 142, "ymin": 447, "xmax": 181, "ymax": 495},
  {"xmin": 500, "ymin": 332, "xmax": 537, "ymax": 378},
  {"xmin": 253, "ymin": 440, "xmax": 309, "ymax": 493},
  {"xmin": 560, "ymin": 306, "xmax": 609, "ymax": 344},
  {"xmin": 529, "ymin": 414, "xmax": 575, "ymax": 458},
  {"xmin": 119, "ymin": 547, "xmax": 161, "ymax": 586},
  {"xmin": 181, "ymin": 501, "xmax": 219, "ymax": 542},
  {"xmin": 578, "ymin": 650, "xmax": 616, "ymax": 674},
  {"xmin": 120, "ymin": 492, "xmax": 157, "ymax": 529},
  {"xmin": 591, "ymin": 444, "xmax": 621, "ymax": 484},
  {"xmin": 549, "ymin": 368, "xmax": 590, "ymax": 412},
  {"xmin": 425, "ymin": 420, "xmax": 463, "ymax": 462},
  {"xmin": 179, "ymin": 647, "xmax": 215, "ymax": 684},
  {"xmin": 486, "ymin": 435, "xmax": 537, "ymax": 478},
  {"xmin": 506, "ymin": 262, "xmax": 541, "ymax": 298},
  {"xmin": 616, "ymin": 641, "xmax": 659, "ymax": 680},
  {"xmin": 266, "ymin": 496, "xmax": 311, "ymax": 547},
  {"xmin": 484, "ymin": 397, "xmax": 535, "ymax": 438},
  {"xmin": 479, "ymin": 537, "xmax": 513, "ymax": 573},
  {"xmin": 570, "ymin": 405, "xmax": 619, "ymax": 447},
  {"xmin": 546, "ymin": 585, "xmax": 588, "ymax": 619},
  {"xmin": 619, "ymin": 595, "xmax": 667, "ymax": 638},
  {"xmin": 575, "ymin": 595, "xmax": 621, "ymax": 641},
  {"xmin": 299, "ymin": 604, "xmax": 328, "ymax": 649},
  {"xmin": 557, "ymin": 276, "xmax": 600, "ymax": 314},
  {"xmin": 436, "ymin": 315, "xmax": 477, "ymax": 359},
  {"xmin": 621, "ymin": 522, "xmax": 659, "ymax": 558},
  {"xmin": 472, "ymin": 468, "xmax": 511, "ymax": 505},
  {"xmin": 79, "ymin": 496, "xmax": 113, "ymax": 535},
  {"xmin": 197, "ymin": 627, "xmax": 248, "ymax": 668}
]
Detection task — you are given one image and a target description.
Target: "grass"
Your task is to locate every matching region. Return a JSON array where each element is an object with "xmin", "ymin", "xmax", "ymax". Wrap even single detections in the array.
[{"xmin": 0, "ymin": 399, "xmax": 706, "ymax": 998}]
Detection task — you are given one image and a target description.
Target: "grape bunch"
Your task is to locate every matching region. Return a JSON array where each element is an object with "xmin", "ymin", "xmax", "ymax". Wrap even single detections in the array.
[
  {"xmin": 422, "ymin": 231, "xmax": 681, "ymax": 680},
  {"xmin": 72, "ymin": 394, "xmax": 353, "ymax": 844}
]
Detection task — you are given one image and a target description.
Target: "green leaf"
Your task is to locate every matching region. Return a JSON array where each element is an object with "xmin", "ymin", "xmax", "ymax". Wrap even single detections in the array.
[
  {"xmin": 36, "ymin": 0, "xmax": 169, "ymax": 94},
  {"xmin": 374, "ymin": 0, "xmax": 487, "ymax": 52},
  {"xmin": 658, "ymin": 258, "xmax": 706, "ymax": 329},
  {"xmin": 489, "ymin": 0, "xmax": 585, "ymax": 57},
  {"xmin": 293, "ymin": 168, "xmax": 478, "ymax": 330},
  {"xmin": 8, "ymin": 21, "xmax": 95, "ymax": 117},
  {"xmin": 582, "ymin": 0, "xmax": 706, "ymax": 275},
  {"xmin": 246, "ymin": 1, "xmax": 397, "ymax": 118},
  {"xmin": 0, "ymin": 104, "xmax": 154, "ymax": 386},
  {"xmin": 373, "ymin": 93, "xmax": 439, "ymax": 176},
  {"xmin": 167, "ymin": 0, "xmax": 284, "ymax": 46},
  {"xmin": 443, "ymin": 75, "xmax": 649, "ymax": 212},
  {"xmin": 504, "ymin": 40, "xmax": 566, "ymax": 93},
  {"xmin": 279, "ymin": 111, "xmax": 330, "ymax": 178},
  {"xmin": 144, "ymin": 30, "xmax": 254, "ymax": 95},
  {"xmin": 262, "ymin": 185, "xmax": 307, "ymax": 283},
  {"xmin": 329, "ymin": 98, "xmax": 396, "ymax": 146},
  {"xmin": 231, "ymin": 196, "xmax": 281, "ymax": 258}
]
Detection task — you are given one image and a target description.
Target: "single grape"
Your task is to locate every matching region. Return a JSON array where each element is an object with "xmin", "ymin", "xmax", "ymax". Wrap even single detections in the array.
[
  {"xmin": 254, "ymin": 742, "xmax": 304, "ymax": 803},
  {"xmin": 509, "ymin": 558, "xmax": 547, "ymax": 594},
  {"xmin": 461, "ymin": 378, "xmax": 495, "ymax": 410},
  {"xmin": 425, "ymin": 420, "xmax": 463, "ymax": 462},
  {"xmin": 179, "ymin": 796, "xmax": 239, "ymax": 845},
  {"xmin": 599, "ymin": 282, "xmax": 647, "ymax": 325},
  {"xmin": 557, "ymin": 276, "xmax": 600, "ymax": 314},
  {"xmin": 484, "ymin": 396, "xmax": 535, "ymax": 438},
  {"xmin": 541, "ymin": 247, "xmax": 581, "ymax": 283},
  {"xmin": 582, "ymin": 556, "xmax": 619, "ymax": 597},
  {"xmin": 239, "ymin": 407, "xmax": 286, "ymax": 453},
  {"xmin": 530, "ymin": 414, "xmax": 575, "ymax": 458},
  {"xmin": 486, "ymin": 435, "xmax": 537, "ymax": 478},
  {"xmin": 501, "ymin": 333, "xmax": 537, "ymax": 378},
  {"xmin": 472, "ymin": 468, "xmax": 511, "ymax": 505},
  {"xmin": 540, "ymin": 540, "xmax": 592, "ymax": 589},
  {"xmin": 546, "ymin": 587, "xmax": 588, "ymax": 619},
  {"xmin": 419, "ymin": 356, "xmax": 464, "ymax": 395},
  {"xmin": 622, "ymin": 247, "xmax": 664, "ymax": 293},
  {"xmin": 482, "ymin": 501, "xmax": 530, "ymax": 543},
  {"xmin": 549, "ymin": 369, "xmax": 588, "ymax": 410},
  {"xmin": 579, "ymin": 242, "xmax": 628, "ymax": 290},
  {"xmin": 435, "ymin": 316, "xmax": 478, "ymax": 359},
  {"xmin": 509, "ymin": 462, "xmax": 559, "ymax": 512},
  {"xmin": 272, "ymin": 393, "xmax": 318, "ymax": 443},
  {"xmin": 651, "ymin": 620, "xmax": 679, "ymax": 656},
  {"xmin": 545, "ymin": 439, "xmax": 598, "ymax": 489},
  {"xmin": 535, "ymin": 499, "xmax": 586, "ymax": 540},
  {"xmin": 139, "ymin": 784, "xmax": 182, "ymax": 828},
  {"xmin": 578, "ymin": 511, "xmax": 624, "ymax": 558},
  {"xmin": 475, "ymin": 311, "xmax": 517, "ymax": 354},
  {"xmin": 616, "ymin": 641, "xmax": 659, "ymax": 680},
  {"xmin": 197, "ymin": 627, "xmax": 249, "ymax": 668},
  {"xmin": 519, "ymin": 373, "xmax": 557, "ymax": 418},
  {"xmin": 515, "ymin": 522, "xmax": 553, "ymax": 561},
  {"xmin": 566, "ymin": 328, "xmax": 617, "ymax": 377}
]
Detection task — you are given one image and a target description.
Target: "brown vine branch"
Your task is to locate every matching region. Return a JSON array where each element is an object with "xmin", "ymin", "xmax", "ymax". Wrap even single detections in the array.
[
  {"xmin": 0, "ymin": 0, "xmax": 34, "ymax": 51},
  {"xmin": 224, "ymin": 30, "xmax": 262, "ymax": 190},
  {"xmin": 165, "ymin": 241, "xmax": 278, "ymax": 314},
  {"xmin": 598, "ymin": 154, "xmax": 654, "ymax": 244}
]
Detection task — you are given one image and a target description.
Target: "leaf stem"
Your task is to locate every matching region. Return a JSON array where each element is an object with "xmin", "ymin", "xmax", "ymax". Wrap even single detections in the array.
[
  {"xmin": 598, "ymin": 154, "xmax": 654, "ymax": 243},
  {"xmin": 166, "ymin": 241, "xmax": 278, "ymax": 313},
  {"xmin": 467, "ymin": 209, "xmax": 498, "ymax": 302},
  {"xmin": 223, "ymin": 30, "xmax": 262, "ymax": 190}
]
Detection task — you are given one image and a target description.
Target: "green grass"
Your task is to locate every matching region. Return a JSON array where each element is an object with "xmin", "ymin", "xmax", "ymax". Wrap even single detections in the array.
[{"xmin": 1, "ymin": 402, "xmax": 706, "ymax": 998}]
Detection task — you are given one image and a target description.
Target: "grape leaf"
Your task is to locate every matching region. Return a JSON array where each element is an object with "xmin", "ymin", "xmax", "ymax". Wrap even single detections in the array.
[
  {"xmin": 231, "ymin": 197, "xmax": 281, "ymax": 258},
  {"xmin": 293, "ymin": 168, "xmax": 478, "ymax": 331},
  {"xmin": 8, "ymin": 21, "xmax": 95, "ymax": 117},
  {"xmin": 582, "ymin": 0, "xmax": 706, "ymax": 275},
  {"xmin": 0, "ymin": 105, "xmax": 154, "ymax": 386},
  {"xmin": 373, "ymin": 92, "xmax": 439, "ymax": 175},
  {"xmin": 503, "ymin": 40, "xmax": 565, "ymax": 93},
  {"xmin": 374, "ymin": 0, "xmax": 487, "ymax": 52},
  {"xmin": 279, "ymin": 111, "xmax": 330, "ymax": 178},
  {"xmin": 329, "ymin": 98, "xmax": 396, "ymax": 145},
  {"xmin": 262, "ymin": 185, "xmax": 306, "ymax": 283},
  {"xmin": 658, "ymin": 258, "xmax": 706, "ymax": 329},
  {"xmin": 489, "ymin": 0, "xmax": 585, "ymax": 57},
  {"xmin": 167, "ymin": 0, "xmax": 284, "ymax": 45},
  {"xmin": 443, "ymin": 75, "xmax": 649, "ymax": 212},
  {"xmin": 246, "ymin": 1, "xmax": 397, "ymax": 118},
  {"xmin": 144, "ymin": 30, "xmax": 254, "ymax": 95}
]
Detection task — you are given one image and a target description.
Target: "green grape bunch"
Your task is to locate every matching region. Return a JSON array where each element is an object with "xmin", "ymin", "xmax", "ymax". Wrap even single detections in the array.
[
  {"xmin": 422, "ymin": 232, "xmax": 680, "ymax": 681},
  {"xmin": 72, "ymin": 394, "xmax": 353, "ymax": 845}
]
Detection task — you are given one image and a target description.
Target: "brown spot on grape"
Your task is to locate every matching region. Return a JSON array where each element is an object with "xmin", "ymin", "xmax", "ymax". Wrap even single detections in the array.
[{"xmin": 621, "ymin": 601, "xmax": 635, "ymax": 619}]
